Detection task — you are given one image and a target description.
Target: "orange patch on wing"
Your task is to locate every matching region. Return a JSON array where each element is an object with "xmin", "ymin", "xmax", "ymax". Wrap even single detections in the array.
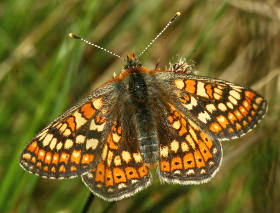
[
  {"xmin": 59, "ymin": 165, "xmax": 66, "ymax": 173},
  {"xmin": 216, "ymin": 115, "xmax": 230, "ymax": 128},
  {"xmin": 185, "ymin": 80, "xmax": 196, "ymax": 94},
  {"xmin": 70, "ymin": 166, "xmax": 77, "ymax": 172},
  {"xmin": 194, "ymin": 150, "xmax": 206, "ymax": 168},
  {"xmin": 59, "ymin": 152, "xmax": 70, "ymax": 164},
  {"xmin": 183, "ymin": 153, "xmax": 195, "ymax": 169},
  {"xmin": 243, "ymin": 120, "xmax": 248, "ymax": 127},
  {"xmin": 228, "ymin": 128, "xmax": 235, "ymax": 133},
  {"xmin": 81, "ymin": 153, "xmax": 94, "ymax": 164},
  {"xmin": 107, "ymin": 134, "xmax": 118, "ymax": 150},
  {"xmin": 36, "ymin": 162, "xmax": 42, "ymax": 169},
  {"xmin": 245, "ymin": 90, "xmax": 256, "ymax": 99},
  {"xmin": 242, "ymin": 100, "xmax": 252, "ymax": 111},
  {"xmin": 105, "ymin": 168, "xmax": 114, "ymax": 187},
  {"xmin": 52, "ymin": 153, "xmax": 59, "ymax": 165},
  {"xmin": 71, "ymin": 150, "xmax": 81, "ymax": 164},
  {"xmin": 160, "ymin": 161, "xmax": 170, "ymax": 172},
  {"xmin": 179, "ymin": 126, "xmax": 187, "ymax": 136},
  {"xmin": 200, "ymin": 132, "xmax": 213, "ymax": 149},
  {"xmin": 44, "ymin": 152, "xmax": 52, "ymax": 164},
  {"xmin": 197, "ymin": 140, "xmax": 212, "ymax": 162},
  {"xmin": 138, "ymin": 165, "xmax": 149, "ymax": 177},
  {"xmin": 117, "ymin": 126, "xmax": 122, "ymax": 135},
  {"xmin": 235, "ymin": 123, "xmax": 242, "ymax": 131},
  {"xmin": 209, "ymin": 122, "xmax": 222, "ymax": 133},
  {"xmin": 239, "ymin": 106, "xmax": 248, "ymax": 116},
  {"xmin": 205, "ymin": 84, "xmax": 213, "ymax": 98},
  {"xmin": 125, "ymin": 167, "xmax": 139, "ymax": 180},
  {"xmin": 51, "ymin": 167, "xmax": 56, "ymax": 173},
  {"xmin": 171, "ymin": 156, "xmax": 183, "ymax": 171},
  {"xmin": 248, "ymin": 116, "xmax": 253, "ymax": 122},
  {"xmin": 228, "ymin": 112, "xmax": 237, "ymax": 124},
  {"xmin": 81, "ymin": 103, "xmax": 95, "ymax": 119},
  {"xmin": 234, "ymin": 110, "xmax": 243, "ymax": 120},
  {"xmin": 43, "ymin": 166, "xmax": 49, "ymax": 172},
  {"xmin": 113, "ymin": 167, "xmax": 126, "ymax": 184},
  {"xmin": 95, "ymin": 162, "xmax": 105, "ymax": 183},
  {"xmin": 31, "ymin": 156, "xmax": 36, "ymax": 163},
  {"xmin": 37, "ymin": 149, "xmax": 46, "ymax": 161},
  {"xmin": 67, "ymin": 117, "xmax": 75, "ymax": 132},
  {"xmin": 27, "ymin": 141, "xmax": 38, "ymax": 152}
]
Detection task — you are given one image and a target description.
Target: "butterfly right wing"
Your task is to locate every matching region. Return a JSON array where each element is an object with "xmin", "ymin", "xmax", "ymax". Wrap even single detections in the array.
[{"xmin": 20, "ymin": 84, "xmax": 116, "ymax": 179}]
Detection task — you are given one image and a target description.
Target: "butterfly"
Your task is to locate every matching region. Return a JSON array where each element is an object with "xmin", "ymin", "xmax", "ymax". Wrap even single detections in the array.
[{"xmin": 19, "ymin": 12, "xmax": 267, "ymax": 201}]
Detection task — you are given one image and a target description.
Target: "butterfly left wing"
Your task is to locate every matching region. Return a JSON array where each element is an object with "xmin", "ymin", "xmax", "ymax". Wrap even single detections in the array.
[{"xmin": 82, "ymin": 111, "xmax": 151, "ymax": 201}]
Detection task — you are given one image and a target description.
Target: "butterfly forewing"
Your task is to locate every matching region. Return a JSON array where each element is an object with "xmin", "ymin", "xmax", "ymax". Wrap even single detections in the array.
[
  {"xmin": 20, "ymin": 85, "xmax": 116, "ymax": 178},
  {"xmin": 153, "ymin": 72, "xmax": 267, "ymax": 141},
  {"xmin": 82, "ymin": 108, "xmax": 151, "ymax": 201}
]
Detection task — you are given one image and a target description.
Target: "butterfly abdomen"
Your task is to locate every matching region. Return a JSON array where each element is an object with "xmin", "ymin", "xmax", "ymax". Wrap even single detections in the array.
[{"xmin": 126, "ymin": 71, "xmax": 158, "ymax": 164}]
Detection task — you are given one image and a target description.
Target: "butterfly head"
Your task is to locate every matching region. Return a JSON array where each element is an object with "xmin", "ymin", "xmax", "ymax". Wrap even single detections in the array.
[{"xmin": 124, "ymin": 53, "xmax": 142, "ymax": 69}]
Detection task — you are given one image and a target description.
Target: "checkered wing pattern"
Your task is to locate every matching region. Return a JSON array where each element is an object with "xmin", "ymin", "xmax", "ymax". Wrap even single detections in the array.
[
  {"xmin": 151, "ymin": 71, "xmax": 267, "ymax": 184},
  {"xmin": 20, "ymin": 85, "xmax": 115, "ymax": 179},
  {"xmin": 82, "ymin": 112, "xmax": 151, "ymax": 201},
  {"xmin": 154, "ymin": 72, "xmax": 267, "ymax": 141}
]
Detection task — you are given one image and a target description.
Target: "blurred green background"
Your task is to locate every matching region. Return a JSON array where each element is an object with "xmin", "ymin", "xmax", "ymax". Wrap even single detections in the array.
[{"xmin": 0, "ymin": 0, "xmax": 279, "ymax": 212}]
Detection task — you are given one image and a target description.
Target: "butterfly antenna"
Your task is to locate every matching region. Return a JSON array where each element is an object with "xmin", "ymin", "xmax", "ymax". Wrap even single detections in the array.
[
  {"xmin": 137, "ymin": 11, "xmax": 181, "ymax": 58},
  {"xmin": 68, "ymin": 33, "xmax": 124, "ymax": 61}
]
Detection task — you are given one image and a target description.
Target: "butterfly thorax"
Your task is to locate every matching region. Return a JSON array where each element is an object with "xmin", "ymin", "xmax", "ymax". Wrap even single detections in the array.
[{"xmin": 120, "ymin": 53, "xmax": 158, "ymax": 164}]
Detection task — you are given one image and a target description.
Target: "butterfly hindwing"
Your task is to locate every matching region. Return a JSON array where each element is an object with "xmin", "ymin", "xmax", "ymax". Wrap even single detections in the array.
[
  {"xmin": 20, "ymin": 85, "xmax": 116, "ymax": 179},
  {"xmin": 153, "ymin": 99, "xmax": 222, "ymax": 184},
  {"xmin": 82, "ymin": 109, "xmax": 151, "ymax": 201}
]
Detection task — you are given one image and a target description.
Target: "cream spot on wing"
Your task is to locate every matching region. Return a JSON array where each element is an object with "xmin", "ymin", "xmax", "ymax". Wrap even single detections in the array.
[
  {"xmin": 63, "ymin": 128, "xmax": 71, "ymax": 137},
  {"xmin": 170, "ymin": 140, "xmax": 179, "ymax": 153},
  {"xmin": 86, "ymin": 138, "xmax": 99, "ymax": 150},
  {"xmin": 92, "ymin": 98, "xmax": 103, "ymax": 110},
  {"xmin": 214, "ymin": 87, "xmax": 223, "ymax": 95},
  {"xmin": 22, "ymin": 153, "xmax": 31, "ymax": 160},
  {"xmin": 122, "ymin": 151, "xmax": 131, "ymax": 163},
  {"xmin": 213, "ymin": 148, "xmax": 218, "ymax": 154},
  {"xmin": 218, "ymin": 103, "xmax": 227, "ymax": 112},
  {"xmin": 160, "ymin": 146, "xmax": 169, "ymax": 158},
  {"xmin": 200, "ymin": 169, "xmax": 206, "ymax": 174},
  {"xmin": 185, "ymin": 134, "xmax": 196, "ymax": 150},
  {"xmin": 228, "ymin": 96, "xmax": 238, "ymax": 105},
  {"xmin": 49, "ymin": 138, "xmax": 57, "ymax": 150},
  {"xmin": 229, "ymin": 90, "xmax": 241, "ymax": 100},
  {"xmin": 55, "ymin": 123, "xmax": 62, "ymax": 129},
  {"xmin": 112, "ymin": 133, "xmax": 121, "ymax": 143},
  {"xmin": 181, "ymin": 142, "xmax": 189, "ymax": 152},
  {"xmin": 76, "ymin": 134, "xmax": 86, "ymax": 144},
  {"xmin": 107, "ymin": 151, "xmax": 113, "ymax": 167},
  {"xmin": 56, "ymin": 141, "xmax": 63, "ymax": 151},
  {"xmin": 174, "ymin": 79, "xmax": 185, "ymax": 89},
  {"xmin": 213, "ymin": 93, "xmax": 222, "ymax": 100},
  {"xmin": 64, "ymin": 139, "xmax": 73, "ymax": 149},
  {"xmin": 102, "ymin": 144, "xmax": 108, "ymax": 161},
  {"xmin": 187, "ymin": 169, "xmax": 195, "ymax": 175},
  {"xmin": 90, "ymin": 119, "xmax": 106, "ymax": 132},
  {"xmin": 59, "ymin": 123, "xmax": 67, "ymax": 133},
  {"xmin": 38, "ymin": 129, "xmax": 48, "ymax": 140},
  {"xmin": 172, "ymin": 120, "xmax": 181, "ymax": 130},
  {"xmin": 133, "ymin": 153, "xmax": 142, "ymax": 163},
  {"xmin": 197, "ymin": 81, "xmax": 208, "ymax": 98},
  {"xmin": 118, "ymin": 183, "xmax": 127, "ymax": 189},
  {"xmin": 209, "ymin": 161, "xmax": 215, "ymax": 166},
  {"xmin": 226, "ymin": 102, "xmax": 234, "ymax": 109},
  {"xmin": 114, "ymin": 155, "xmax": 121, "ymax": 166},
  {"xmin": 182, "ymin": 96, "xmax": 198, "ymax": 110},
  {"xmin": 87, "ymin": 173, "xmax": 93, "ymax": 178},
  {"xmin": 188, "ymin": 119, "xmax": 199, "ymax": 130},
  {"xmin": 206, "ymin": 104, "xmax": 216, "ymax": 113},
  {"xmin": 73, "ymin": 111, "xmax": 87, "ymax": 129},
  {"xmin": 197, "ymin": 111, "xmax": 211, "ymax": 124},
  {"xmin": 42, "ymin": 134, "xmax": 53, "ymax": 147}
]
